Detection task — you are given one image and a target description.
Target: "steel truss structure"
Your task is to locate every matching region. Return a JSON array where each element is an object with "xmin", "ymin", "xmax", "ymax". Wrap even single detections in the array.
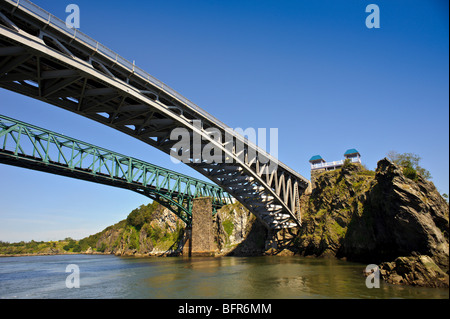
[
  {"xmin": 0, "ymin": 114, "xmax": 231, "ymax": 225},
  {"xmin": 0, "ymin": 0, "xmax": 310, "ymax": 229}
]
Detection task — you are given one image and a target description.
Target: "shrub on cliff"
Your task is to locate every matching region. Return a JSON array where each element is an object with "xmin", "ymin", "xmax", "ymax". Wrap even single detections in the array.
[{"xmin": 387, "ymin": 151, "xmax": 432, "ymax": 180}]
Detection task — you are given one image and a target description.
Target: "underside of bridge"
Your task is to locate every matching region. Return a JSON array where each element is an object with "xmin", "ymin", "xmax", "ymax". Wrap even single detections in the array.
[
  {"xmin": 0, "ymin": 114, "xmax": 231, "ymax": 226},
  {"xmin": 0, "ymin": 0, "xmax": 310, "ymax": 230}
]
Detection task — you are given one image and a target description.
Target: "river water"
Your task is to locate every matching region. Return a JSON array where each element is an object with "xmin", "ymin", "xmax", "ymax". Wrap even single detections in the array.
[{"xmin": 0, "ymin": 254, "xmax": 448, "ymax": 299}]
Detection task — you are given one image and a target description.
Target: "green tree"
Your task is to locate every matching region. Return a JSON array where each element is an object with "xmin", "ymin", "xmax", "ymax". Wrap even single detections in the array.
[
  {"xmin": 127, "ymin": 207, "xmax": 146, "ymax": 229},
  {"xmin": 387, "ymin": 151, "xmax": 432, "ymax": 180},
  {"xmin": 63, "ymin": 239, "xmax": 77, "ymax": 251},
  {"xmin": 126, "ymin": 201, "xmax": 160, "ymax": 229}
]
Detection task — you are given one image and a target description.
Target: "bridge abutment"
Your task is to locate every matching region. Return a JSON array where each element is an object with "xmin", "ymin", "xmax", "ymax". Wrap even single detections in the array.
[{"xmin": 182, "ymin": 197, "xmax": 217, "ymax": 257}]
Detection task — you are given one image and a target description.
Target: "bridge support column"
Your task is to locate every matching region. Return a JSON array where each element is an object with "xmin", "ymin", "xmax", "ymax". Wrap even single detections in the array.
[{"xmin": 184, "ymin": 197, "xmax": 216, "ymax": 257}]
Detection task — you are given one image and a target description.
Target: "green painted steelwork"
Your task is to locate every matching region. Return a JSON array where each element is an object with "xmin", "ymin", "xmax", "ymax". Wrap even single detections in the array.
[{"xmin": 0, "ymin": 114, "xmax": 232, "ymax": 225}]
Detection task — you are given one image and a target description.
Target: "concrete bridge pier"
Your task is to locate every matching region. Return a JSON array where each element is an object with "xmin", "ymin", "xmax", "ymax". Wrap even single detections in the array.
[{"xmin": 182, "ymin": 197, "xmax": 216, "ymax": 257}]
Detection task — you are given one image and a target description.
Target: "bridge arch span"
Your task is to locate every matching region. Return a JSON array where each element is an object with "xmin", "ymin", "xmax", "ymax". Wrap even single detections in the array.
[{"xmin": 0, "ymin": 0, "xmax": 310, "ymax": 229}]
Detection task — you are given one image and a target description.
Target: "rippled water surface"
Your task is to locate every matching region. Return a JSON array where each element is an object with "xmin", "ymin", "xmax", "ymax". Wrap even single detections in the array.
[{"xmin": 0, "ymin": 255, "xmax": 448, "ymax": 299}]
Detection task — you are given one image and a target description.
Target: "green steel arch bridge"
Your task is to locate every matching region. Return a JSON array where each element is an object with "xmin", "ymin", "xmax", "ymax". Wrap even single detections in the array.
[
  {"xmin": 0, "ymin": 114, "xmax": 232, "ymax": 225},
  {"xmin": 0, "ymin": 0, "xmax": 310, "ymax": 230}
]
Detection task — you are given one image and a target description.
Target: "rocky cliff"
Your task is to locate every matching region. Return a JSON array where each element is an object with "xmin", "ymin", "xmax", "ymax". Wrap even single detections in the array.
[
  {"xmin": 296, "ymin": 158, "xmax": 449, "ymax": 287},
  {"xmin": 296, "ymin": 162, "xmax": 376, "ymax": 258},
  {"xmin": 79, "ymin": 202, "xmax": 185, "ymax": 256},
  {"xmin": 341, "ymin": 159, "xmax": 448, "ymax": 268}
]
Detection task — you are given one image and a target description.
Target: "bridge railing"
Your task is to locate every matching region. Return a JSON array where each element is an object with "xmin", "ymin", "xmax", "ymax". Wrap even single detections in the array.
[
  {"xmin": 5, "ymin": 0, "xmax": 308, "ymax": 185},
  {"xmin": 311, "ymin": 157, "xmax": 361, "ymax": 170}
]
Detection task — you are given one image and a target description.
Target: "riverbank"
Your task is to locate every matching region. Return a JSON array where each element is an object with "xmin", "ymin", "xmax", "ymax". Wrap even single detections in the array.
[{"xmin": 0, "ymin": 250, "xmax": 178, "ymax": 258}]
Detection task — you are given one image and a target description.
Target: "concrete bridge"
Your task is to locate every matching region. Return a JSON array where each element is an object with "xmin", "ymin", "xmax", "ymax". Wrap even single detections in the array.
[{"xmin": 0, "ymin": 0, "xmax": 310, "ymax": 231}]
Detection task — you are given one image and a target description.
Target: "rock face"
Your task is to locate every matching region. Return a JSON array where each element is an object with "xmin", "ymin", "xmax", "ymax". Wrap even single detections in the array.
[
  {"xmin": 297, "ymin": 163, "xmax": 375, "ymax": 258},
  {"xmin": 88, "ymin": 202, "xmax": 185, "ymax": 256},
  {"xmin": 296, "ymin": 159, "xmax": 449, "ymax": 286},
  {"xmin": 379, "ymin": 256, "xmax": 449, "ymax": 288},
  {"xmin": 341, "ymin": 159, "xmax": 449, "ymax": 270},
  {"xmin": 213, "ymin": 202, "xmax": 267, "ymax": 256}
]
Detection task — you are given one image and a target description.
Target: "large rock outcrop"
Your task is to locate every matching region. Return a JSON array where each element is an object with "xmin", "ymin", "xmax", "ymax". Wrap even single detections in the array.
[
  {"xmin": 340, "ymin": 158, "xmax": 449, "ymax": 270},
  {"xmin": 297, "ymin": 163, "xmax": 376, "ymax": 258},
  {"xmin": 296, "ymin": 158, "xmax": 449, "ymax": 286}
]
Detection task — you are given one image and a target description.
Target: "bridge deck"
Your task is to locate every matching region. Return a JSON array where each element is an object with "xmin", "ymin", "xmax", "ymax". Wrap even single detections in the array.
[{"xmin": 0, "ymin": 0, "xmax": 310, "ymax": 229}]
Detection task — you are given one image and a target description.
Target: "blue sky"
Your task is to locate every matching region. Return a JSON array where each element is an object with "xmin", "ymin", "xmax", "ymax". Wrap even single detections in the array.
[{"xmin": 0, "ymin": 0, "xmax": 448, "ymax": 242}]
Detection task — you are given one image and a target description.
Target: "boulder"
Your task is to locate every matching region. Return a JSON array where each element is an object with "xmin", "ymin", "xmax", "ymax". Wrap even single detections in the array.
[{"xmin": 380, "ymin": 255, "xmax": 449, "ymax": 288}]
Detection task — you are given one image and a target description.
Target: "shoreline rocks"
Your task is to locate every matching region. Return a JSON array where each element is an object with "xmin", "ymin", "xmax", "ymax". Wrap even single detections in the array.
[{"xmin": 379, "ymin": 255, "xmax": 449, "ymax": 288}]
